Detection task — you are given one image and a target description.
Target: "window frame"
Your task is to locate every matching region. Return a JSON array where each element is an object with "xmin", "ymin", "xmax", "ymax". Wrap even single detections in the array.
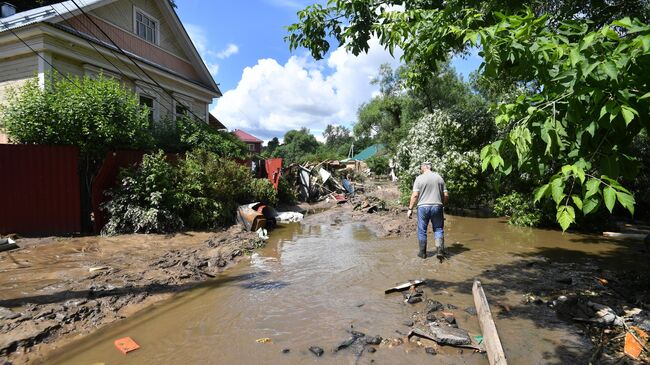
[{"xmin": 133, "ymin": 6, "xmax": 160, "ymax": 45}]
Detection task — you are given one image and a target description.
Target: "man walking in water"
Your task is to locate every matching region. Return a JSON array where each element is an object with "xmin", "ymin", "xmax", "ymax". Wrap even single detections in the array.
[{"xmin": 407, "ymin": 162, "xmax": 448, "ymax": 259}]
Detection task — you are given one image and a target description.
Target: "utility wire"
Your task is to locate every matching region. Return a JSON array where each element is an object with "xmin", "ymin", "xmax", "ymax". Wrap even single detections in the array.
[
  {"xmin": 69, "ymin": 0, "xmax": 209, "ymax": 124},
  {"xmin": 0, "ymin": 18, "xmax": 86, "ymax": 93},
  {"xmin": 52, "ymin": 2, "xmax": 175, "ymax": 117}
]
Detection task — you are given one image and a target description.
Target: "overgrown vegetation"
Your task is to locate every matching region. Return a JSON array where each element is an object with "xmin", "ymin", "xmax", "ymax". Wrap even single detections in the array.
[
  {"xmin": 288, "ymin": 0, "xmax": 650, "ymax": 230},
  {"xmin": 102, "ymin": 149, "xmax": 280, "ymax": 235}
]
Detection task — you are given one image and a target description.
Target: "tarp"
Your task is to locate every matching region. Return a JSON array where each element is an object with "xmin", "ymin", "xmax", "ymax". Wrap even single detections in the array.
[{"xmin": 350, "ymin": 144, "xmax": 386, "ymax": 161}]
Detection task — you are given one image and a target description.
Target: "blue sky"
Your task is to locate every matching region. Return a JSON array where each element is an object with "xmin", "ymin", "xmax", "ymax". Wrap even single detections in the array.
[{"xmin": 176, "ymin": 0, "xmax": 482, "ymax": 141}]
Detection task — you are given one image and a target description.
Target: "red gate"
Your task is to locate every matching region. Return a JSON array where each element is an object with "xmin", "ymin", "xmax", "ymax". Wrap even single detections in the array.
[{"xmin": 0, "ymin": 145, "xmax": 81, "ymax": 235}]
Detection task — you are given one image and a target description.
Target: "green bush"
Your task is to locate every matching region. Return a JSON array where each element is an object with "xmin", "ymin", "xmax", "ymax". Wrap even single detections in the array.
[
  {"xmin": 101, "ymin": 151, "xmax": 182, "ymax": 235},
  {"xmin": 366, "ymin": 155, "xmax": 390, "ymax": 175},
  {"xmin": 493, "ymin": 192, "xmax": 543, "ymax": 227},
  {"xmin": 174, "ymin": 149, "xmax": 255, "ymax": 229},
  {"xmin": 277, "ymin": 176, "xmax": 298, "ymax": 205},
  {"xmin": 249, "ymin": 178, "xmax": 278, "ymax": 205}
]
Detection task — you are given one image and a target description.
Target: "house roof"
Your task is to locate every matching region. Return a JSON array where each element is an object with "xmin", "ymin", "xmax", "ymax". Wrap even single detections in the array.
[
  {"xmin": 0, "ymin": 0, "xmax": 221, "ymax": 96},
  {"xmin": 208, "ymin": 113, "xmax": 227, "ymax": 130},
  {"xmin": 233, "ymin": 129, "xmax": 263, "ymax": 143}
]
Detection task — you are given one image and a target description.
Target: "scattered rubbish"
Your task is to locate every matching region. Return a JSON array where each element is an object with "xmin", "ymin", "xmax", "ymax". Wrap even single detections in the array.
[
  {"xmin": 309, "ymin": 346, "xmax": 324, "ymax": 357},
  {"xmin": 594, "ymin": 277, "xmax": 609, "ymax": 286},
  {"xmin": 365, "ymin": 336, "xmax": 382, "ymax": 345},
  {"xmin": 603, "ymin": 231, "xmax": 647, "ymax": 240},
  {"xmin": 573, "ymin": 301, "xmax": 625, "ymax": 327},
  {"xmin": 318, "ymin": 168, "xmax": 331, "ymax": 183},
  {"xmin": 426, "ymin": 300, "xmax": 444, "ymax": 313},
  {"xmin": 256, "ymin": 337, "xmax": 272, "ymax": 344},
  {"xmin": 256, "ymin": 228, "xmax": 269, "ymax": 240},
  {"xmin": 335, "ymin": 336, "xmax": 357, "ymax": 351},
  {"xmin": 474, "ymin": 335, "xmax": 484, "ymax": 345},
  {"xmin": 114, "ymin": 337, "xmax": 140, "ymax": 354},
  {"xmin": 425, "ymin": 347, "xmax": 437, "ymax": 355},
  {"xmin": 385, "ymin": 280, "xmax": 424, "ymax": 294},
  {"xmin": 407, "ymin": 328, "xmax": 484, "ymax": 352},
  {"xmin": 0, "ymin": 237, "xmax": 18, "ymax": 252},
  {"xmin": 473, "ymin": 280, "xmax": 507, "ymax": 364},
  {"xmin": 282, "ymin": 348, "xmax": 290, "ymax": 354},
  {"xmin": 275, "ymin": 211, "xmax": 303, "ymax": 223},
  {"xmin": 624, "ymin": 326, "xmax": 648, "ymax": 360},
  {"xmin": 237, "ymin": 203, "xmax": 277, "ymax": 232},
  {"xmin": 88, "ymin": 266, "xmax": 109, "ymax": 273}
]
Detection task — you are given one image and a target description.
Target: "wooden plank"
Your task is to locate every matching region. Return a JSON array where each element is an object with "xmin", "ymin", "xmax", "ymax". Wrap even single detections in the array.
[
  {"xmin": 473, "ymin": 280, "xmax": 507, "ymax": 365},
  {"xmin": 603, "ymin": 232, "xmax": 647, "ymax": 240}
]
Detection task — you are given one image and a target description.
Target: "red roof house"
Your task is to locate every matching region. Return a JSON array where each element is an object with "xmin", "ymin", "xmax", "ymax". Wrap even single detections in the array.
[{"xmin": 233, "ymin": 129, "xmax": 263, "ymax": 154}]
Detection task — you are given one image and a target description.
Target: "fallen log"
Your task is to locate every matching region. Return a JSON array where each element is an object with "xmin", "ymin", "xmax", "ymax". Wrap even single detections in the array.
[{"xmin": 473, "ymin": 280, "xmax": 507, "ymax": 365}]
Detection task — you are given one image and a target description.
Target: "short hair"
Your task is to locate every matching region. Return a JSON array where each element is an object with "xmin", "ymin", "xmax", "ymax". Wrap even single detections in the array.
[{"xmin": 421, "ymin": 162, "xmax": 432, "ymax": 169}]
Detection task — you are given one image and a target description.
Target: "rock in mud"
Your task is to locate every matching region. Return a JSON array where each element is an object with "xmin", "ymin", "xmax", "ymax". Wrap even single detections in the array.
[
  {"xmin": 335, "ymin": 337, "xmax": 357, "ymax": 352},
  {"xmin": 0, "ymin": 307, "xmax": 20, "ymax": 320},
  {"xmin": 309, "ymin": 346, "xmax": 324, "ymax": 357},
  {"xmin": 426, "ymin": 300, "xmax": 443, "ymax": 313},
  {"xmin": 0, "ymin": 320, "xmax": 61, "ymax": 356},
  {"xmin": 403, "ymin": 320, "xmax": 414, "ymax": 327},
  {"xmin": 367, "ymin": 347, "xmax": 377, "ymax": 353},
  {"xmin": 443, "ymin": 314, "xmax": 456, "ymax": 325},
  {"xmin": 464, "ymin": 307, "xmax": 477, "ymax": 315},
  {"xmin": 407, "ymin": 296, "xmax": 423, "ymax": 304},
  {"xmin": 426, "ymin": 313, "xmax": 437, "ymax": 322},
  {"xmin": 365, "ymin": 336, "xmax": 382, "ymax": 345},
  {"xmin": 428, "ymin": 325, "xmax": 471, "ymax": 346},
  {"xmin": 425, "ymin": 347, "xmax": 437, "ymax": 355},
  {"xmin": 446, "ymin": 303, "xmax": 458, "ymax": 309},
  {"xmin": 282, "ymin": 348, "xmax": 290, "ymax": 354},
  {"xmin": 350, "ymin": 330, "xmax": 366, "ymax": 338}
]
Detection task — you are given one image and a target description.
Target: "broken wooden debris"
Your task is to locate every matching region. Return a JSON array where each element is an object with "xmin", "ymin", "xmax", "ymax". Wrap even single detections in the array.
[
  {"xmin": 473, "ymin": 280, "xmax": 507, "ymax": 365},
  {"xmin": 384, "ymin": 280, "xmax": 424, "ymax": 294},
  {"xmin": 624, "ymin": 326, "xmax": 648, "ymax": 360},
  {"xmin": 407, "ymin": 328, "xmax": 485, "ymax": 352}
]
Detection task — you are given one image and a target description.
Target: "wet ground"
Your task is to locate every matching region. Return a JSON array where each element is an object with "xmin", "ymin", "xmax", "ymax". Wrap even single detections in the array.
[{"xmin": 42, "ymin": 206, "xmax": 649, "ymax": 365}]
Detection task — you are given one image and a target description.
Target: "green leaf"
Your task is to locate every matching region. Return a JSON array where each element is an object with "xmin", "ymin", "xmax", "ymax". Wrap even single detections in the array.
[
  {"xmin": 620, "ymin": 105, "xmax": 638, "ymax": 125},
  {"xmin": 603, "ymin": 186, "xmax": 616, "ymax": 212},
  {"xmin": 556, "ymin": 205, "xmax": 575, "ymax": 231},
  {"xmin": 571, "ymin": 195, "xmax": 583, "ymax": 210},
  {"xmin": 616, "ymin": 191, "xmax": 635, "ymax": 215},
  {"xmin": 585, "ymin": 121, "xmax": 596, "ymax": 137},
  {"xmin": 534, "ymin": 183, "xmax": 550, "ymax": 203},
  {"xmin": 585, "ymin": 178, "xmax": 600, "ymax": 198},
  {"xmin": 639, "ymin": 92, "xmax": 650, "ymax": 100},
  {"xmin": 551, "ymin": 177, "xmax": 565, "ymax": 205},
  {"xmin": 582, "ymin": 196, "xmax": 600, "ymax": 215},
  {"xmin": 600, "ymin": 61, "xmax": 618, "ymax": 81}
]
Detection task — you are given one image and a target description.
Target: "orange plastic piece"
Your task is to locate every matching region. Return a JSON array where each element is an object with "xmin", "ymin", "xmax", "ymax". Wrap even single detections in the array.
[
  {"xmin": 114, "ymin": 337, "xmax": 140, "ymax": 355},
  {"xmin": 624, "ymin": 326, "xmax": 648, "ymax": 360}
]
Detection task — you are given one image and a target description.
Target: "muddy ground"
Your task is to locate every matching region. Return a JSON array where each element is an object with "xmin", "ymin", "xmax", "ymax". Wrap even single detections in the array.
[
  {"xmin": 0, "ymin": 227, "xmax": 263, "ymax": 364},
  {"xmin": 1, "ymin": 182, "xmax": 649, "ymax": 364}
]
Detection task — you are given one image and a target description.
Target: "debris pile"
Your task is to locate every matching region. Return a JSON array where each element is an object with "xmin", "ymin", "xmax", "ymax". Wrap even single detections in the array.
[{"xmin": 283, "ymin": 160, "xmax": 362, "ymax": 203}]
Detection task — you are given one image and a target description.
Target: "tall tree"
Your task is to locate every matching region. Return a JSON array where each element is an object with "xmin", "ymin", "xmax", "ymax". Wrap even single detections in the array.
[{"xmin": 288, "ymin": 0, "xmax": 650, "ymax": 229}]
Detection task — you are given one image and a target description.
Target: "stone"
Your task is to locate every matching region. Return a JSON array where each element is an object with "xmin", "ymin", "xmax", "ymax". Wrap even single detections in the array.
[
  {"xmin": 309, "ymin": 346, "xmax": 324, "ymax": 357},
  {"xmin": 446, "ymin": 303, "xmax": 458, "ymax": 309},
  {"xmin": 426, "ymin": 314, "xmax": 437, "ymax": 322},
  {"xmin": 0, "ymin": 307, "xmax": 20, "ymax": 320},
  {"xmin": 403, "ymin": 320, "xmax": 414, "ymax": 327},
  {"xmin": 426, "ymin": 300, "xmax": 444, "ymax": 313},
  {"xmin": 464, "ymin": 307, "xmax": 477, "ymax": 315},
  {"xmin": 367, "ymin": 347, "xmax": 377, "ymax": 353},
  {"xmin": 428, "ymin": 324, "xmax": 471, "ymax": 346},
  {"xmin": 350, "ymin": 330, "xmax": 366, "ymax": 338},
  {"xmin": 425, "ymin": 347, "xmax": 437, "ymax": 355},
  {"xmin": 0, "ymin": 320, "xmax": 61, "ymax": 355},
  {"xmin": 365, "ymin": 336, "xmax": 382, "ymax": 345},
  {"xmin": 443, "ymin": 315, "xmax": 456, "ymax": 325},
  {"xmin": 407, "ymin": 296, "xmax": 422, "ymax": 304},
  {"xmin": 335, "ymin": 337, "xmax": 356, "ymax": 352},
  {"xmin": 282, "ymin": 348, "xmax": 290, "ymax": 354}
]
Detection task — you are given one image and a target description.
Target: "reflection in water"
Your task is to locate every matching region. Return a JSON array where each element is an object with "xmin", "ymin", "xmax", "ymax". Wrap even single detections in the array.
[{"xmin": 46, "ymin": 213, "xmax": 645, "ymax": 365}]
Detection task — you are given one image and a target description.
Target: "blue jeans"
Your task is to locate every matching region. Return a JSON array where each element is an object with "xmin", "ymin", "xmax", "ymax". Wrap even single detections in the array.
[{"xmin": 417, "ymin": 205, "xmax": 444, "ymax": 244}]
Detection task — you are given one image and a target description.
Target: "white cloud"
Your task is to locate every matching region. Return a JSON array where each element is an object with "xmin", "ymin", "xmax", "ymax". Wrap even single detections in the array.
[
  {"xmin": 185, "ymin": 23, "xmax": 238, "ymax": 77},
  {"xmin": 215, "ymin": 44, "xmax": 239, "ymax": 59},
  {"xmin": 213, "ymin": 39, "xmax": 402, "ymax": 141},
  {"xmin": 264, "ymin": 0, "xmax": 305, "ymax": 9}
]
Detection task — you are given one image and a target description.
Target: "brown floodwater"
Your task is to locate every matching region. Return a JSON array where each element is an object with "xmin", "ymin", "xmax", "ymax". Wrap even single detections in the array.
[{"xmin": 44, "ymin": 210, "xmax": 644, "ymax": 365}]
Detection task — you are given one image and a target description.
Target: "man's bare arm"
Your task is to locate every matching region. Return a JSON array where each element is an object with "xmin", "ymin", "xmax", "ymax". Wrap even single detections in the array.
[
  {"xmin": 409, "ymin": 191, "xmax": 419, "ymax": 210},
  {"xmin": 443, "ymin": 191, "xmax": 449, "ymax": 205}
]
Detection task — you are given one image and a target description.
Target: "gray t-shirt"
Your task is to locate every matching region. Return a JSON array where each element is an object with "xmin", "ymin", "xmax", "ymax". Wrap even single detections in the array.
[{"xmin": 413, "ymin": 171, "xmax": 447, "ymax": 206}]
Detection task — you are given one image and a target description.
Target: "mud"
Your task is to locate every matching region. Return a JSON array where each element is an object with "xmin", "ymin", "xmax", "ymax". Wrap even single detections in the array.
[{"xmin": 0, "ymin": 227, "xmax": 261, "ymax": 364}]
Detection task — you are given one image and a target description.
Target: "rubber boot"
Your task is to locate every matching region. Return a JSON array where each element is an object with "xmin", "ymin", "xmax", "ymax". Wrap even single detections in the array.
[
  {"xmin": 435, "ymin": 237, "xmax": 445, "ymax": 258},
  {"xmin": 417, "ymin": 240, "xmax": 427, "ymax": 259}
]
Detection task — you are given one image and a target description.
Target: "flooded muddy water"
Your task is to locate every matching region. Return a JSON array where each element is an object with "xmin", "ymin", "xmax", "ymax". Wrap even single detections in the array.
[{"xmin": 44, "ymin": 208, "xmax": 645, "ymax": 365}]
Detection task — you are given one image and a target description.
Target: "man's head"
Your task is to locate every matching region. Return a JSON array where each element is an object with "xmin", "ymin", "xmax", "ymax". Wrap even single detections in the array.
[{"xmin": 420, "ymin": 162, "xmax": 432, "ymax": 173}]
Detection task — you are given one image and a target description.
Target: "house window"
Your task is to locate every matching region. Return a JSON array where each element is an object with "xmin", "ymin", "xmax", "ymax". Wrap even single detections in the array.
[
  {"xmin": 248, "ymin": 144, "xmax": 256, "ymax": 152},
  {"xmin": 175, "ymin": 104, "xmax": 187, "ymax": 118},
  {"xmin": 135, "ymin": 8, "xmax": 158, "ymax": 44},
  {"xmin": 139, "ymin": 95, "xmax": 155, "ymax": 122}
]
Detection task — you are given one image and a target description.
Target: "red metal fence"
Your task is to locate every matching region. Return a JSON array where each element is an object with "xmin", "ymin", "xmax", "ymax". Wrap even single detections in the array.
[{"xmin": 0, "ymin": 145, "xmax": 81, "ymax": 235}]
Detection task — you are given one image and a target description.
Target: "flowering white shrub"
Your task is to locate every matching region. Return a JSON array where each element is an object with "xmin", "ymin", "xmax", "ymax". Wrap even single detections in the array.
[{"xmin": 395, "ymin": 110, "xmax": 490, "ymax": 206}]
